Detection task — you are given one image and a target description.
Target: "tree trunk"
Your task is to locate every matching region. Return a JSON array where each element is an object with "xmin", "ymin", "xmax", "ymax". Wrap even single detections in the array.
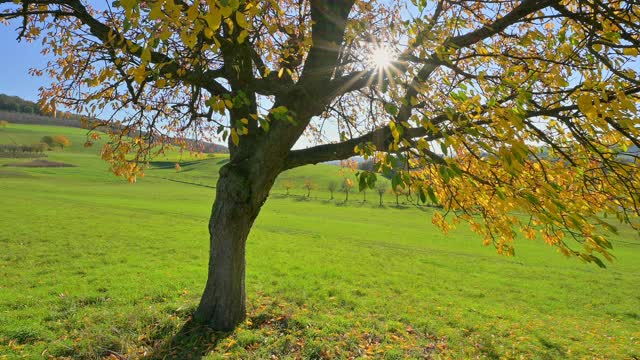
[
  {"xmin": 379, "ymin": 194, "xmax": 383, "ymax": 206},
  {"xmin": 194, "ymin": 163, "xmax": 269, "ymax": 330}
]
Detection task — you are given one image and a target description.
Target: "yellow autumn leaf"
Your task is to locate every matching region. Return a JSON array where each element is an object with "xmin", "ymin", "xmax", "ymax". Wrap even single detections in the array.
[
  {"xmin": 140, "ymin": 47, "xmax": 151, "ymax": 63},
  {"xmin": 231, "ymin": 128, "xmax": 239, "ymax": 146},
  {"xmin": 120, "ymin": 0, "xmax": 135, "ymax": 11},
  {"xmin": 577, "ymin": 93, "xmax": 595, "ymax": 115},
  {"xmin": 220, "ymin": 5, "xmax": 232, "ymax": 18},
  {"xmin": 205, "ymin": 10, "xmax": 221, "ymax": 30},
  {"xmin": 187, "ymin": 3, "xmax": 198, "ymax": 21},
  {"xmin": 133, "ymin": 65, "xmax": 147, "ymax": 83},
  {"xmin": 149, "ymin": 2, "xmax": 163, "ymax": 20},
  {"xmin": 237, "ymin": 30, "xmax": 249, "ymax": 44},
  {"xmin": 235, "ymin": 11, "xmax": 249, "ymax": 29}
]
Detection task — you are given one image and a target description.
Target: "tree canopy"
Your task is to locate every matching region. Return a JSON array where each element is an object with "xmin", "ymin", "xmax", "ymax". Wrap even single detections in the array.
[
  {"xmin": 2, "ymin": 0, "xmax": 639, "ymax": 263},
  {"xmin": 2, "ymin": 0, "xmax": 640, "ymax": 329}
]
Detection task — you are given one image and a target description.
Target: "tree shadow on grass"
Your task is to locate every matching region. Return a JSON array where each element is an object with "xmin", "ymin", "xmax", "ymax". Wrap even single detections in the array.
[
  {"xmin": 148, "ymin": 160, "xmax": 201, "ymax": 169},
  {"xmin": 535, "ymin": 335, "xmax": 564, "ymax": 355},
  {"xmin": 158, "ymin": 177, "xmax": 216, "ymax": 189},
  {"xmin": 143, "ymin": 318, "xmax": 231, "ymax": 360}
]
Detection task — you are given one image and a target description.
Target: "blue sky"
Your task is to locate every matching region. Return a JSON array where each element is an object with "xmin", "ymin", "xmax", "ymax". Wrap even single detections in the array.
[
  {"xmin": 0, "ymin": 24, "xmax": 50, "ymax": 101},
  {"xmin": 0, "ymin": 19, "xmax": 323, "ymax": 148}
]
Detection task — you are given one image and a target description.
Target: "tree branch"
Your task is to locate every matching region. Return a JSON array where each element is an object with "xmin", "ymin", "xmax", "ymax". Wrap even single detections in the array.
[
  {"xmin": 284, "ymin": 115, "xmax": 448, "ymax": 170},
  {"xmin": 5, "ymin": 0, "xmax": 230, "ymax": 96}
]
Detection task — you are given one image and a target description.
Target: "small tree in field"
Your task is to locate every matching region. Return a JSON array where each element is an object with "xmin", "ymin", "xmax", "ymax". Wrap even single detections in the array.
[
  {"xmin": 52, "ymin": 135, "xmax": 71, "ymax": 149},
  {"xmin": 283, "ymin": 180, "xmax": 294, "ymax": 196},
  {"xmin": 391, "ymin": 185, "xmax": 406, "ymax": 207},
  {"xmin": 40, "ymin": 135, "xmax": 54, "ymax": 149},
  {"xmin": 4, "ymin": 0, "xmax": 640, "ymax": 331},
  {"xmin": 376, "ymin": 182, "xmax": 389, "ymax": 207},
  {"xmin": 342, "ymin": 178, "xmax": 354, "ymax": 203},
  {"xmin": 0, "ymin": 120, "xmax": 8, "ymax": 129},
  {"xmin": 327, "ymin": 181, "xmax": 337, "ymax": 200},
  {"xmin": 412, "ymin": 183, "xmax": 422, "ymax": 206},
  {"xmin": 303, "ymin": 179, "xmax": 316, "ymax": 198}
]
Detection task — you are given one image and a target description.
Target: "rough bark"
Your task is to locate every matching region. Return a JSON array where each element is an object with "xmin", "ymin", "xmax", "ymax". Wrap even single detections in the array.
[
  {"xmin": 193, "ymin": 0, "xmax": 358, "ymax": 332},
  {"xmin": 194, "ymin": 158, "xmax": 279, "ymax": 330}
]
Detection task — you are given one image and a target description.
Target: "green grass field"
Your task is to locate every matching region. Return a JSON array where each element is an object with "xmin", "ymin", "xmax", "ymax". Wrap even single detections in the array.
[{"xmin": 1, "ymin": 123, "xmax": 639, "ymax": 359}]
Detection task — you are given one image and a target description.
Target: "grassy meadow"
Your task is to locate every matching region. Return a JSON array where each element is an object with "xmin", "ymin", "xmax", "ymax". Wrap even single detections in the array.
[{"xmin": 1, "ymin": 123, "xmax": 639, "ymax": 359}]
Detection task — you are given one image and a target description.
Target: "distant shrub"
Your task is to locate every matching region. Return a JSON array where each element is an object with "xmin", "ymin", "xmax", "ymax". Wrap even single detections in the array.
[
  {"xmin": 391, "ymin": 185, "xmax": 407, "ymax": 206},
  {"xmin": 41, "ymin": 135, "xmax": 54, "ymax": 149},
  {"xmin": 52, "ymin": 135, "xmax": 71, "ymax": 149},
  {"xmin": 327, "ymin": 180, "xmax": 337, "ymax": 200},
  {"xmin": 283, "ymin": 180, "xmax": 295, "ymax": 196},
  {"xmin": 341, "ymin": 178, "xmax": 353, "ymax": 202},
  {"xmin": 303, "ymin": 179, "xmax": 316, "ymax": 198},
  {"xmin": 0, "ymin": 120, "xmax": 8, "ymax": 129},
  {"xmin": 40, "ymin": 135, "xmax": 71, "ymax": 150},
  {"xmin": 376, "ymin": 181, "xmax": 389, "ymax": 206}
]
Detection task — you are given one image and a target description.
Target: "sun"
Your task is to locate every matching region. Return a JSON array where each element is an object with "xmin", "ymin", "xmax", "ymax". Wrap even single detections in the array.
[{"xmin": 369, "ymin": 46, "xmax": 394, "ymax": 69}]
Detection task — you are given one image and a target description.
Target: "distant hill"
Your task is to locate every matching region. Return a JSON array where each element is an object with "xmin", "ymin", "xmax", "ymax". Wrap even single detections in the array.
[
  {"xmin": 0, "ymin": 94, "xmax": 43, "ymax": 114},
  {"xmin": 0, "ymin": 93, "xmax": 228, "ymax": 153}
]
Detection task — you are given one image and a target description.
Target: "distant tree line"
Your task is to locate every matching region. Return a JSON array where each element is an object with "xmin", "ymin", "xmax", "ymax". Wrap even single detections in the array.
[
  {"xmin": 0, "ymin": 110, "xmax": 84, "ymax": 128},
  {"xmin": 0, "ymin": 143, "xmax": 47, "ymax": 158},
  {"xmin": 278, "ymin": 176, "xmax": 439, "ymax": 208},
  {"xmin": 0, "ymin": 94, "xmax": 42, "ymax": 114}
]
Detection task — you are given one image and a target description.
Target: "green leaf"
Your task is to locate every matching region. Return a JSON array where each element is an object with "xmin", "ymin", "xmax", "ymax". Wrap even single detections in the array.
[
  {"xmin": 427, "ymin": 186, "xmax": 438, "ymax": 204},
  {"xmin": 392, "ymin": 172, "xmax": 403, "ymax": 189},
  {"xmin": 522, "ymin": 192, "xmax": 540, "ymax": 206},
  {"xmin": 449, "ymin": 163, "xmax": 463, "ymax": 177},
  {"xmin": 384, "ymin": 103, "xmax": 399, "ymax": 116},
  {"xmin": 358, "ymin": 173, "xmax": 367, "ymax": 192},
  {"xmin": 367, "ymin": 172, "xmax": 377, "ymax": 189},
  {"xmin": 439, "ymin": 166, "xmax": 450, "ymax": 183},
  {"xmin": 587, "ymin": 255, "xmax": 607, "ymax": 268},
  {"xmin": 440, "ymin": 142, "xmax": 448, "ymax": 156}
]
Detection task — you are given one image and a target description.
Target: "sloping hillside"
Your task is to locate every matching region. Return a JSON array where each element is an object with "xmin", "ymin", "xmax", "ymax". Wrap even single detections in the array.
[{"xmin": 0, "ymin": 93, "xmax": 228, "ymax": 153}]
